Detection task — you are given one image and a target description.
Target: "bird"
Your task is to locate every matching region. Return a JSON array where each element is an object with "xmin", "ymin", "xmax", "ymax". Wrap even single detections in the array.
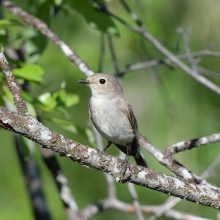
[{"xmin": 78, "ymin": 73, "xmax": 148, "ymax": 168}]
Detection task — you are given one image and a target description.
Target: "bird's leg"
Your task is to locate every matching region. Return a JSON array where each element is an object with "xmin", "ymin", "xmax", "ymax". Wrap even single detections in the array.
[
  {"xmin": 102, "ymin": 141, "xmax": 112, "ymax": 152},
  {"xmin": 121, "ymin": 145, "xmax": 129, "ymax": 175}
]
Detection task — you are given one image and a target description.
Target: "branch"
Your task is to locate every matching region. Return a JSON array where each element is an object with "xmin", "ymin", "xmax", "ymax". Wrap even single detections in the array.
[
  {"xmin": 119, "ymin": 49, "xmax": 220, "ymax": 75},
  {"xmin": 165, "ymin": 133, "xmax": 220, "ymax": 156},
  {"xmin": 0, "ymin": 108, "xmax": 220, "ymax": 208},
  {"xmin": 149, "ymin": 150, "xmax": 220, "ymax": 219},
  {"xmin": 109, "ymin": 1, "xmax": 220, "ymax": 95},
  {"xmin": 0, "ymin": 52, "xmax": 28, "ymax": 115},
  {"xmin": 2, "ymin": 1, "xmax": 94, "ymax": 77}
]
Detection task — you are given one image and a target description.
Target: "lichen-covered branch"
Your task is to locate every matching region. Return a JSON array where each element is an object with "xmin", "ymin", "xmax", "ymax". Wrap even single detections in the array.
[
  {"xmin": 0, "ymin": 52, "xmax": 28, "ymax": 115},
  {"xmin": 165, "ymin": 133, "xmax": 220, "ymax": 156},
  {"xmin": 0, "ymin": 107, "xmax": 220, "ymax": 208}
]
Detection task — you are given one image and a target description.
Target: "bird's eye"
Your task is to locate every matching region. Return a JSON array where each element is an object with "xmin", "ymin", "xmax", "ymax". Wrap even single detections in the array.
[{"xmin": 99, "ymin": 79, "xmax": 106, "ymax": 84}]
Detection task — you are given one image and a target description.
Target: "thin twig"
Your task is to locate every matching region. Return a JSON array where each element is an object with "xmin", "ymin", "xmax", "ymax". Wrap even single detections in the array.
[
  {"xmin": 97, "ymin": 33, "xmax": 105, "ymax": 73},
  {"xmin": 39, "ymin": 148, "xmax": 79, "ymax": 215},
  {"xmin": 128, "ymin": 183, "xmax": 145, "ymax": 220},
  {"xmin": 108, "ymin": 2, "xmax": 220, "ymax": 95},
  {"xmin": 165, "ymin": 133, "xmax": 220, "ymax": 156},
  {"xmin": 198, "ymin": 67, "xmax": 220, "ymax": 79},
  {"xmin": 119, "ymin": 49, "xmax": 220, "ymax": 75},
  {"xmin": 201, "ymin": 154, "xmax": 220, "ymax": 179},
  {"xmin": 149, "ymin": 197, "xmax": 181, "ymax": 220},
  {"xmin": 107, "ymin": 33, "xmax": 119, "ymax": 75},
  {"xmin": 177, "ymin": 25, "xmax": 199, "ymax": 72}
]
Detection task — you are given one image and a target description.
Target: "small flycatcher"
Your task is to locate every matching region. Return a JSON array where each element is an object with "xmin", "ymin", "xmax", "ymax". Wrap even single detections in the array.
[{"xmin": 78, "ymin": 73, "xmax": 148, "ymax": 168}]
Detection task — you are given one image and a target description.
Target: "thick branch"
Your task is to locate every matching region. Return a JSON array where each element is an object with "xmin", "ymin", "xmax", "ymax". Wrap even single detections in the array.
[{"xmin": 0, "ymin": 107, "xmax": 220, "ymax": 208}]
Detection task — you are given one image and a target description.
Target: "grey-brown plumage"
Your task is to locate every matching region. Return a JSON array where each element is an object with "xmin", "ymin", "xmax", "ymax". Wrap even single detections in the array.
[{"xmin": 78, "ymin": 73, "xmax": 148, "ymax": 168}]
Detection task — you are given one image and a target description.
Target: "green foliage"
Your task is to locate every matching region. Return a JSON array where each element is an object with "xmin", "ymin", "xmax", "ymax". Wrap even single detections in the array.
[
  {"xmin": 0, "ymin": 18, "xmax": 24, "ymax": 28},
  {"xmin": 36, "ymin": 89, "xmax": 79, "ymax": 112},
  {"xmin": 1, "ymin": 0, "xmax": 220, "ymax": 219},
  {"xmin": 13, "ymin": 64, "xmax": 44, "ymax": 83},
  {"xmin": 66, "ymin": 0, "xmax": 119, "ymax": 35}
]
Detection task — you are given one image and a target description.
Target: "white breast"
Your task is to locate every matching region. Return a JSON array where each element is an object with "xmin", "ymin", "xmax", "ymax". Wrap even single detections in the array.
[{"xmin": 90, "ymin": 97, "xmax": 134, "ymax": 146}]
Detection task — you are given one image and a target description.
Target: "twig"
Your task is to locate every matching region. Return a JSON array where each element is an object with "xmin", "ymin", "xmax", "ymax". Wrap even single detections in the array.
[
  {"xmin": 139, "ymin": 134, "xmax": 219, "ymax": 190},
  {"xmin": 73, "ymin": 193, "xmax": 210, "ymax": 220},
  {"xmin": 218, "ymin": 209, "xmax": 220, "ymax": 220},
  {"xmin": 108, "ymin": 2, "xmax": 220, "ymax": 95},
  {"xmin": 39, "ymin": 148, "xmax": 78, "ymax": 216},
  {"xmin": 149, "ymin": 150, "xmax": 220, "ymax": 219},
  {"xmin": 119, "ymin": 49, "xmax": 220, "ymax": 75},
  {"xmin": 3, "ymin": 1, "xmax": 94, "ymax": 77},
  {"xmin": 97, "ymin": 33, "xmax": 105, "ymax": 73},
  {"xmin": 0, "ymin": 51, "xmax": 28, "ymax": 115},
  {"xmin": 107, "ymin": 34, "xmax": 119, "ymax": 75},
  {"xmin": 177, "ymin": 24, "xmax": 199, "ymax": 71},
  {"xmin": 201, "ymin": 154, "xmax": 220, "ymax": 179},
  {"xmin": 198, "ymin": 67, "xmax": 220, "ymax": 79},
  {"xmin": 128, "ymin": 183, "xmax": 145, "ymax": 220},
  {"xmin": 165, "ymin": 133, "xmax": 220, "ymax": 156},
  {"xmin": 149, "ymin": 197, "xmax": 181, "ymax": 220}
]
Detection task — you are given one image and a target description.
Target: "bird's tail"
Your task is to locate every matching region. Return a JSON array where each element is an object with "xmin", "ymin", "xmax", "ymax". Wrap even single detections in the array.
[{"xmin": 134, "ymin": 147, "xmax": 148, "ymax": 168}]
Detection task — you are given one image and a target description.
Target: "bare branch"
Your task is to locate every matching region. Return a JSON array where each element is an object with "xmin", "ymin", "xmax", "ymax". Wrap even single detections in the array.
[
  {"xmin": 107, "ymin": 34, "xmax": 119, "ymax": 75},
  {"xmin": 97, "ymin": 33, "xmax": 105, "ymax": 73},
  {"xmin": 108, "ymin": 2, "xmax": 220, "ymax": 95},
  {"xmin": 149, "ymin": 147, "xmax": 220, "ymax": 219},
  {"xmin": 128, "ymin": 183, "xmax": 145, "ymax": 220},
  {"xmin": 0, "ymin": 52, "xmax": 28, "ymax": 115},
  {"xmin": 2, "ymin": 1, "xmax": 94, "ymax": 77},
  {"xmin": 165, "ymin": 133, "xmax": 220, "ymax": 156},
  {"xmin": 39, "ymin": 148, "xmax": 78, "ymax": 215},
  {"xmin": 120, "ymin": 49, "xmax": 220, "ymax": 75},
  {"xmin": 65, "ymin": 193, "xmax": 211, "ymax": 220},
  {"xmin": 149, "ymin": 197, "xmax": 181, "ymax": 220},
  {"xmin": 198, "ymin": 67, "xmax": 220, "ymax": 79},
  {"xmin": 139, "ymin": 134, "xmax": 219, "ymax": 189}
]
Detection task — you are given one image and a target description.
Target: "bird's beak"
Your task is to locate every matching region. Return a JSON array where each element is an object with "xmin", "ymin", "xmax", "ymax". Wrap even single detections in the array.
[{"xmin": 78, "ymin": 79, "xmax": 90, "ymax": 84}]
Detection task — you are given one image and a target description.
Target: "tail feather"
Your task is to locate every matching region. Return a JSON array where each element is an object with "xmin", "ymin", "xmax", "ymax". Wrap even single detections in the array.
[
  {"xmin": 116, "ymin": 144, "xmax": 148, "ymax": 168},
  {"xmin": 134, "ymin": 148, "xmax": 148, "ymax": 168}
]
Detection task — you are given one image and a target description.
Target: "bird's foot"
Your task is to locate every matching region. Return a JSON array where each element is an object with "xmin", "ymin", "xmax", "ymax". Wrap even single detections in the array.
[{"xmin": 121, "ymin": 157, "xmax": 130, "ymax": 176}]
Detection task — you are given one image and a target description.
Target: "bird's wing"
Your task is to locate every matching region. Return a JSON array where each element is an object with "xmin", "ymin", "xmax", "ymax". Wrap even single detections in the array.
[
  {"xmin": 88, "ymin": 102, "xmax": 92, "ymax": 121},
  {"xmin": 123, "ymin": 99, "xmax": 139, "ymax": 143},
  {"xmin": 88, "ymin": 101, "xmax": 102, "ymax": 134}
]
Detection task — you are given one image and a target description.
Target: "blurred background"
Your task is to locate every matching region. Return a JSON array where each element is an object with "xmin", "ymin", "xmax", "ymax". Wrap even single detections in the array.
[{"xmin": 1, "ymin": 0, "xmax": 220, "ymax": 219}]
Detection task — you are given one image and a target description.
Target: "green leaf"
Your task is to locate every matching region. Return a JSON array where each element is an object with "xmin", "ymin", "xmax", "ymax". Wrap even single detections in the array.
[
  {"xmin": 26, "ymin": 102, "xmax": 37, "ymax": 117},
  {"xmin": 85, "ymin": 128, "xmax": 95, "ymax": 144},
  {"xmin": 66, "ymin": 0, "xmax": 119, "ymax": 35},
  {"xmin": 37, "ymin": 92, "xmax": 57, "ymax": 111},
  {"xmin": 2, "ymin": 85, "xmax": 13, "ymax": 103},
  {"xmin": 0, "ymin": 19, "xmax": 24, "ymax": 28},
  {"xmin": 51, "ymin": 118, "xmax": 77, "ymax": 133},
  {"xmin": 20, "ymin": 137, "xmax": 30, "ymax": 160},
  {"xmin": 13, "ymin": 64, "xmax": 44, "ymax": 83},
  {"xmin": 57, "ymin": 89, "xmax": 79, "ymax": 107}
]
